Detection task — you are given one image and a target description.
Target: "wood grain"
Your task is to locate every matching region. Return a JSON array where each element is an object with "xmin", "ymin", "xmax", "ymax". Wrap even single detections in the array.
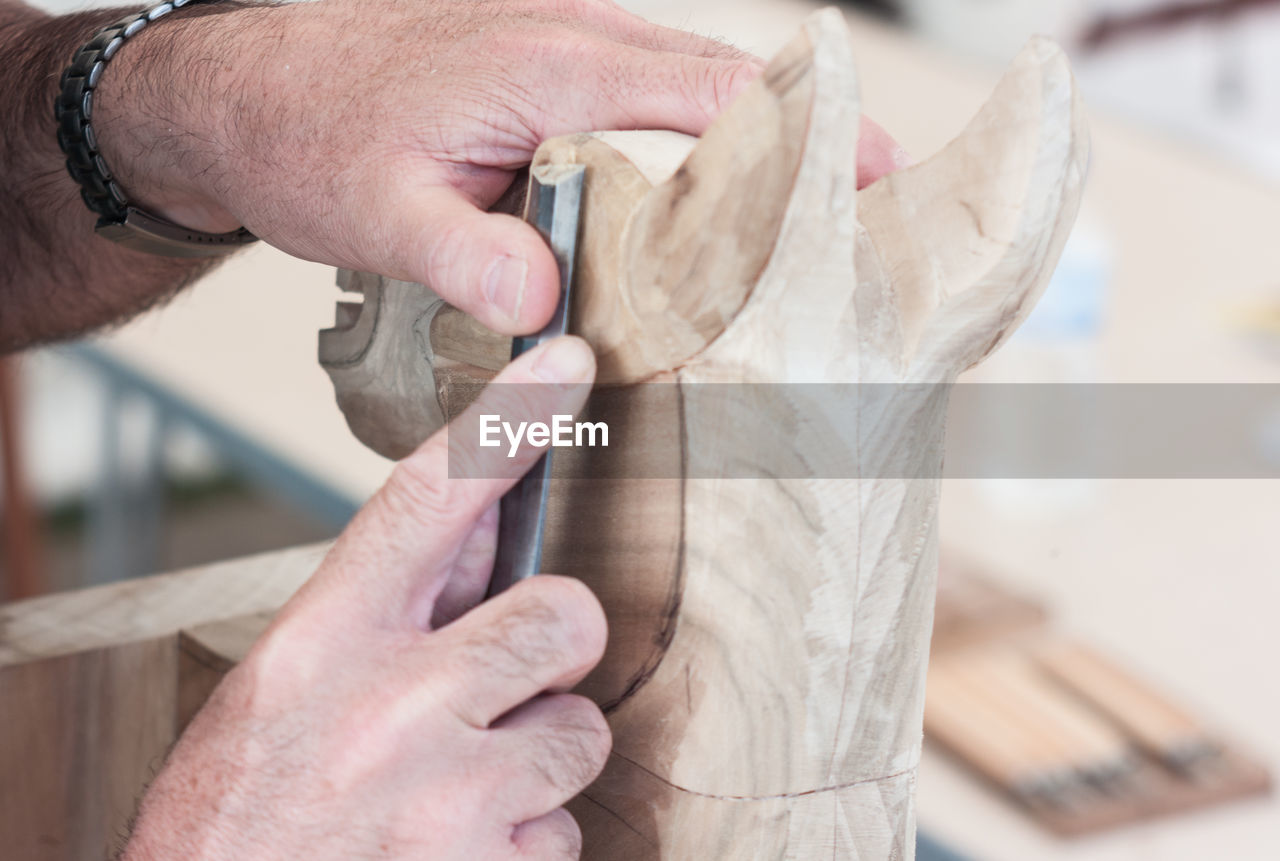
[
  {"xmin": 319, "ymin": 8, "xmax": 1087, "ymax": 857},
  {"xmin": 0, "ymin": 355, "xmax": 46, "ymax": 600},
  {"xmin": 0, "ymin": 545, "xmax": 324, "ymax": 860},
  {"xmin": 1036, "ymin": 641, "xmax": 1216, "ymax": 769}
]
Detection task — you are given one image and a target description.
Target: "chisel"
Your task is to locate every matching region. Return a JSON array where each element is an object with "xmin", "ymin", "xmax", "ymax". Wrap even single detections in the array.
[{"xmin": 486, "ymin": 162, "xmax": 586, "ymax": 597}]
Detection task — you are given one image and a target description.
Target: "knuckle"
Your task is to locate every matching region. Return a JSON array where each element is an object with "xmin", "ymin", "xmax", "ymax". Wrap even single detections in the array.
[
  {"xmin": 383, "ymin": 439, "xmax": 457, "ymax": 522},
  {"xmin": 513, "ymin": 576, "xmax": 608, "ymax": 672},
  {"xmin": 507, "ymin": 0, "xmax": 557, "ymax": 14},
  {"xmin": 231, "ymin": 612, "xmax": 320, "ymax": 709},
  {"xmin": 503, "ymin": 19, "xmax": 577, "ymax": 69},
  {"xmin": 421, "ymin": 217, "xmax": 473, "ymax": 298},
  {"xmin": 561, "ymin": 695, "xmax": 613, "ymax": 770},
  {"xmin": 726, "ymin": 58, "xmax": 762, "ymax": 94},
  {"xmin": 552, "ymin": 0, "xmax": 612, "ymax": 21},
  {"xmin": 545, "ymin": 0, "xmax": 584, "ymax": 16},
  {"xmin": 685, "ymin": 56, "xmax": 755, "ymax": 117},
  {"xmin": 329, "ymin": 643, "xmax": 465, "ymax": 785},
  {"xmin": 547, "ymin": 808, "xmax": 584, "ymax": 859},
  {"xmin": 529, "ymin": 697, "xmax": 612, "ymax": 793},
  {"xmin": 451, "ymin": 578, "xmax": 605, "ymax": 693},
  {"xmin": 328, "ymin": 702, "xmax": 400, "ymax": 781},
  {"xmin": 461, "ymin": 590, "xmax": 563, "ymax": 673},
  {"xmin": 696, "ymin": 35, "xmax": 754, "ymax": 63},
  {"xmin": 554, "ymin": 30, "xmax": 615, "ymax": 70}
]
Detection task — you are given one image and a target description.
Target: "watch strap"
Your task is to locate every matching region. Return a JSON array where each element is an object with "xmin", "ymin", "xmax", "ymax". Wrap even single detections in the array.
[{"xmin": 55, "ymin": 0, "xmax": 258, "ymax": 256}]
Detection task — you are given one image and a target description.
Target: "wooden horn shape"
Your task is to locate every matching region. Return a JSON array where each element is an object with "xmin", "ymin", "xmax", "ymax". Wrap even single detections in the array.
[{"xmin": 856, "ymin": 36, "xmax": 1089, "ymax": 379}]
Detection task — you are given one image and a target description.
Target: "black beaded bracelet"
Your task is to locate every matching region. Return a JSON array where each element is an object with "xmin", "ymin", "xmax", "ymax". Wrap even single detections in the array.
[{"xmin": 55, "ymin": 0, "xmax": 258, "ymax": 257}]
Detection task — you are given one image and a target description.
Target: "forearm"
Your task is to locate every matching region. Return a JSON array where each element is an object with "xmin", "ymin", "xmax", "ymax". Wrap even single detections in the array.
[{"xmin": 0, "ymin": 2, "xmax": 249, "ymax": 352}]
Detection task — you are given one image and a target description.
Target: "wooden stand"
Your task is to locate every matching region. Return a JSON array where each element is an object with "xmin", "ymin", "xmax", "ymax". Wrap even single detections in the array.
[{"xmin": 0, "ymin": 544, "xmax": 325, "ymax": 861}]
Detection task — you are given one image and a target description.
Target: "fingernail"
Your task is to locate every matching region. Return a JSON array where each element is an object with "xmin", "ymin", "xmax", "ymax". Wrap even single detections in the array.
[
  {"xmin": 485, "ymin": 255, "xmax": 528, "ymax": 322},
  {"xmin": 531, "ymin": 338, "xmax": 594, "ymax": 385},
  {"xmin": 891, "ymin": 145, "xmax": 914, "ymax": 169}
]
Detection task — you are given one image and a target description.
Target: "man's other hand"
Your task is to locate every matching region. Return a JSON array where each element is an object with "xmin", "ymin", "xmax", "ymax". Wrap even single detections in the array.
[{"xmin": 124, "ymin": 336, "xmax": 608, "ymax": 860}]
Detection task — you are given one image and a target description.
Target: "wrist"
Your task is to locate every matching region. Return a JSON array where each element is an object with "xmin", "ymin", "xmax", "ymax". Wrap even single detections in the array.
[
  {"xmin": 89, "ymin": 2, "xmax": 275, "ymax": 235},
  {"xmin": 2, "ymin": 6, "xmax": 127, "ymax": 227}
]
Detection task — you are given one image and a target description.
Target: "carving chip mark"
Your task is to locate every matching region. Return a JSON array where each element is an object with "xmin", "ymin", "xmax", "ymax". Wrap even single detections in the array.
[
  {"xmin": 580, "ymin": 793, "xmax": 659, "ymax": 850},
  {"xmin": 959, "ymin": 200, "xmax": 987, "ymax": 240},
  {"xmin": 599, "ymin": 381, "xmax": 688, "ymax": 715},
  {"xmin": 610, "ymin": 750, "xmax": 917, "ymax": 803}
]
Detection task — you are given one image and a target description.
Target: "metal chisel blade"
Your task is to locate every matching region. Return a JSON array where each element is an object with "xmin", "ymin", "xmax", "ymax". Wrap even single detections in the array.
[{"xmin": 486, "ymin": 162, "xmax": 586, "ymax": 597}]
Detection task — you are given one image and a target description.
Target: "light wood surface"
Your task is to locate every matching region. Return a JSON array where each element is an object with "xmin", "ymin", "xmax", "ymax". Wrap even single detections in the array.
[
  {"xmin": 82, "ymin": 2, "xmax": 1280, "ymax": 858},
  {"xmin": 0, "ymin": 542, "xmax": 325, "ymax": 665},
  {"xmin": 0, "ymin": 543, "xmax": 328, "ymax": 861},
  {"xmin": 1036, "ymin": 641, "xmax": 1213, "ymax": 767}
]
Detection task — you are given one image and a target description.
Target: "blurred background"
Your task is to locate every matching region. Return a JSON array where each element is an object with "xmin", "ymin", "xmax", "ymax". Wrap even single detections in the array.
[{"xmin": 3, "ymin": 0, "xmax": 1279, "ymax": 859}]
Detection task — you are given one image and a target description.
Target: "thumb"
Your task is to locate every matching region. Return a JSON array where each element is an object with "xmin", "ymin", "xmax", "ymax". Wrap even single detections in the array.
[
  {"xmin": 388, "ymin": 186, "xmax": 563, "ymax": 335},
  {"xmin": 304, "ymin": 336, "xmax": 596, "ymax": 630}
]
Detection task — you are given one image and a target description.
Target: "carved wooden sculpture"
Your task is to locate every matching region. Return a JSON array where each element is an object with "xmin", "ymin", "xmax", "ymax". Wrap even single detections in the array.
[{"xmin": 321, "ymin": 9, "xmax": 1087, "ymax": 858}]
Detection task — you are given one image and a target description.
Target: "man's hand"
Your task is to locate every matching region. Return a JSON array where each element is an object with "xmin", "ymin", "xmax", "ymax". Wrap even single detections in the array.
[
  {"xmin": 1, "ymin": 0, "xmax": 906, "ymax": 348},
  {"xmin": 89, "ymin": 0, "xmax": 762, "ymax": 335},
  {"xmin": 91, "ymin": 0, "xmax": 907, "ymax": 335},
  {"xmin": 124, "ymin": 336, "xmax": 608, "ymax": 860}
]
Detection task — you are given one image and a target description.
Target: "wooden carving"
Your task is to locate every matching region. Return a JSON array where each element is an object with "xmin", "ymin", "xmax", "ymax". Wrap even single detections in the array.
[{"xmin": 320, "ymin": 9, "xmax": 1087, "ymax": 858}]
